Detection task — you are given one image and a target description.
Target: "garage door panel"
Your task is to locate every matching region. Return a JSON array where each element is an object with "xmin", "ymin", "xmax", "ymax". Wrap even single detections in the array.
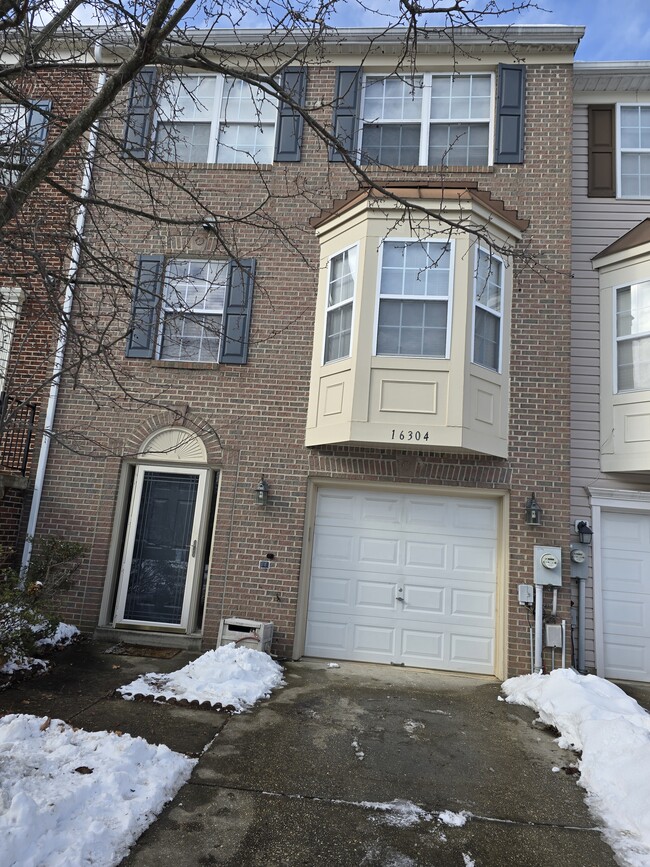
[
  {"xmin": 402, "ymin": 584, "xmax": 445, "ymax": 614},
  {"xmin": 306, "ymin": 488, "xmax": 498, "ymax": 673},
  {"xmin": 356, "ymin": 580, "xmax": 399, "ymax": 611},
  {"xmin": 603, "ymin": 593, "xmax": 649, "ymax": 632},
  {"xmin": 452, "ymin": 543, "xmax": 496, "ymax": 574},
  {"xmin": 602, "ymin": 511, "xmax": 650, "ymax": 547},
  {"xmin": 450, "ymin": 633, "xmax": 494, "ymax": 671},
  {"xmin": 316, "ymin": 491, "xmax": 357, "ymax": 522},
  {"xmin": 404, "ymin": 540, "xmax": 447, "ymax": 569},
  {"xmin": 401, "ymin": 628, "xmax": 444, "ymax": 662},
  {"xmin": 602, "ymin": 553, "xmax": 650, "ymax": 593},
  {"xmin": 451, "ymin": 588, "xmax": 494, "ymax": 619},
  {"xmin": 601, "ymin": 636, "xmax": 649, "ymax": 681}
]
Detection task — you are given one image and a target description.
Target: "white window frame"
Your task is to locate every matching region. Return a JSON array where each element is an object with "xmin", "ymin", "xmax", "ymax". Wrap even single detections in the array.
[
  {"xmin": 322, "ymin": 243, "xmax": 358, "ymax": 365},
  {"xmin": 359, "ymin": 72, "xmax": 494, "ymax": 168},
  {"xmin": 154, "ymin": 74, "xmax": 278, "ymax": 165},
  {"xmin": 616, "ymin": 103, "xmax": 650, "ymax": 199},
  {"xmin": 0, "ymin": 286, "xmax": 24, "ymax": 393},
  {"xmin": 373, "ymin": 237, "xmax": 455, "ymax": 359},
  {"xmin": 471, "ymin": 246, "xmax": 505, "ymax": 373},
  {"xmin": 157, "ymin": 259, "xmax": 228, "ymax": 363},
  {"xmin": 613, "ymin": 279, "xmax": 650, "ymax": 392}
]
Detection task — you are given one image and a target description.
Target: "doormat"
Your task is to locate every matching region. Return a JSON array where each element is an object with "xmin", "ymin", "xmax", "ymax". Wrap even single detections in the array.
[{"xmin": 106, "ymin": 643, "xmax": 180, "ymax": 659}]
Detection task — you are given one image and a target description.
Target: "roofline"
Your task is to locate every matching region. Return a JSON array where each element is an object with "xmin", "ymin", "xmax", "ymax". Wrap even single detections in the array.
[{"xmin": 575, "ymin": 61, "xmax": 650, "ymax": 74}]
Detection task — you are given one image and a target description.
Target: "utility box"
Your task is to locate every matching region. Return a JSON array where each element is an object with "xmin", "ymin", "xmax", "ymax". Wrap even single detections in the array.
[
  {"xmin": 544, "ymin": 623, "xmax": 563, "ymax": 648},
  {"xmin": 218, "ymin": 618, "xmax": 273, "ymax": 653},
  {"xmin": 533, "ymin": 545, "xmax": 562, "ymax": 587}
]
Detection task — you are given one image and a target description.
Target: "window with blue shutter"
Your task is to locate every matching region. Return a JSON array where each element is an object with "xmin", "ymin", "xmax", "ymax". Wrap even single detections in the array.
[
  {"xmin": 122, "ymin": 69, "xmax": 158, "ymax": 159},
  {"xmin": 330, "ymin": 67, "xmax": 361, "ymax": 162}
]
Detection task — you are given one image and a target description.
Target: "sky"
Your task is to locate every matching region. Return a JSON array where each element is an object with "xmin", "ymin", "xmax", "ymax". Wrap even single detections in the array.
[{"xmin": 327, "ymin": 1, "xmax": 650, "ymax": 63}]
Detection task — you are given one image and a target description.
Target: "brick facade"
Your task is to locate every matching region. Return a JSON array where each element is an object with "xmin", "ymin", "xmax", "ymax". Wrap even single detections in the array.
[{"xmin": 33, "ymin": 36, "xmax": 576, "ymax": 677}]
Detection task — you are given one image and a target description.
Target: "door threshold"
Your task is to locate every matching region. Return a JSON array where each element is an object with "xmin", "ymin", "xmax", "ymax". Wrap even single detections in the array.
[{"xmin": 94, "ymin": 625, "xmax": 203, "ymax": 652}]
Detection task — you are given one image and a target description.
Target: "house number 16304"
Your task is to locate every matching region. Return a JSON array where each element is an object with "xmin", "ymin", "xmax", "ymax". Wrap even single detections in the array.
[{"xmin": 391, "ymin": 429, "xmax": 430, "ymax": 442}]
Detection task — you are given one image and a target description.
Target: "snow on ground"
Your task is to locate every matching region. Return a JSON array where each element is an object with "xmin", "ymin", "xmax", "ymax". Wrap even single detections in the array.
[
  {"xmin": 35, "ymin": 621, "xmax": 80, "ymax": 648},
  {"xmin": 0, "ymin": 714, "xmax": 196, "ymax": 867},
  {"xmin": 1, "ymin": 620, "xmax": 80, "ymax": 675},
  {"xmin": 117, "ymin": 643, "xmax": 285, "ymax": 711},
  {"xmin": 503, "ymin": 667, "xmax": 650, "ymax": 867}
]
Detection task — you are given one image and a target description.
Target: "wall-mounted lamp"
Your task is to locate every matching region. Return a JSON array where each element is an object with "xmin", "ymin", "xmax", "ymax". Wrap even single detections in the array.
[
  {"xmin": 525, "ymin": 493, "xmax": 543, "ymax": 526},
  {"xmin": 256, "ymin": 476, "xmax": 269, "ymax": 506},
  {"xmin": 575, "ymin": 520, "xmax": 593, "ymax": 545}
]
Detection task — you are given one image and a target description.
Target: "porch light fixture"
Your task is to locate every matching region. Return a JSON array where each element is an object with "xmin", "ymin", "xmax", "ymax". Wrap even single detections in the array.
[
  {"xmin": 575, "ymin": 520, "xmax": 593, "ymax": 545},
  {"xmin": 256, "ymin": 476, "xmax": 269, "ymax": 506},
  {"xmin": 525, "ymin": 493, "xmax": 542, "ymax": 526}
]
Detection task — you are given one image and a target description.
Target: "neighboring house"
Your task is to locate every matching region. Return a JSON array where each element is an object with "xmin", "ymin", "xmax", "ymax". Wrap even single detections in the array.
[
  {"xmin": 34, "ymin": 25, "xmax": 583, "ymax": 679},
  {"xmin": 0, "ymin": 68, "xmax": 92, "ymax": 556},
  {"xmin": 572, "ymin": 61, "xmax": 650, "ymax": 684}
]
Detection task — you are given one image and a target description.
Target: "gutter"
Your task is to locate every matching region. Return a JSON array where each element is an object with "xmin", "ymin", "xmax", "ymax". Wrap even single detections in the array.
[{"xmin": 20, "ymin": 43, "xmax": 106, "ymax": 576}]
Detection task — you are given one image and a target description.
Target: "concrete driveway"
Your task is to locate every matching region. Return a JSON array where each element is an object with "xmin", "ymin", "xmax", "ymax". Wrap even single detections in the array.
[{"xmin": 122, "ymin": 660, "xmax": 617, "ymax": 867}]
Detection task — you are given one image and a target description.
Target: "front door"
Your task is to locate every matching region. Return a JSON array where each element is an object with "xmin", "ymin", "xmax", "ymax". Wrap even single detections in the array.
[{"xmin": 114, "ymin": 465, "xmax": 209, "ymax": 630}]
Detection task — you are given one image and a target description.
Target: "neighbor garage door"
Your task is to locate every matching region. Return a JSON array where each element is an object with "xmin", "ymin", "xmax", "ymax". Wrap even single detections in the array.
[
  {"xmin": 601, "ymin": 510, "xmax": 650, "ymax": 682},
  {"xmin": 304, "ymin": 488, "xmax": 499, "ymax": 673}
]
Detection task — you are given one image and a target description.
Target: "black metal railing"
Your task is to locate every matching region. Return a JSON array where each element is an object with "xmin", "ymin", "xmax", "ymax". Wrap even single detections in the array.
[{"xmin": 0, "ymin": 391, "xmax": 37, "ymax": 475}]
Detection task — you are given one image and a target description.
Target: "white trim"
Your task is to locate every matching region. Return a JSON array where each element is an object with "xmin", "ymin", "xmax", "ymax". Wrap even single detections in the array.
[
  {"xmin": 372, "ymin": 236, "xmax": 455, "ymax": 359},
  {"xmin": 114, "ymin": 464, "xmax": 209, "ymax": 631},
  {"xmin": 0, "ymin": 286, "xmax": 24, "ymax": 393}
]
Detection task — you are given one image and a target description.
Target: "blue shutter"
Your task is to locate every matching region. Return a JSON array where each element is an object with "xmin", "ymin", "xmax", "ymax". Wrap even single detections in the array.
[
  {"xmin": 219, "ymin": 259, "xmax": 255, "ymax": 365},
  {"xmin": 330, "ymin": 67, "xmax": 361, "ymax": 162},
  {"xmin": 25, "ymin": 99, "xmax": 51, "ymax": 158},
  {"xmin": 495, "ymin": 64, "xmax": 525, "ymax": 164},
  {"xmin": 122, "ymin": 69, "xmax": 157, "ymax": 159},
  {"xmin": 274, "ymin": 68, "xmax": 306, "ymax": 162},
  {"xmin": 126, "ymin": 255, "xmax": 164, "ymax": 358}
]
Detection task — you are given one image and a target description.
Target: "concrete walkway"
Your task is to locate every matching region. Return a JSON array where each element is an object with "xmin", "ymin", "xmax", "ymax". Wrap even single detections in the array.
[{"xmin": 1, "ymin": 644, "xmax": 619, "ymax": 866}]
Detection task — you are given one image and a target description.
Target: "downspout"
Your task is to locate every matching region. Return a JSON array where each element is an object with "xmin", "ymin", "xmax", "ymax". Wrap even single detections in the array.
[{"xmin": 21, "ymin": 44, "xmax": 106, "ymax": 576}]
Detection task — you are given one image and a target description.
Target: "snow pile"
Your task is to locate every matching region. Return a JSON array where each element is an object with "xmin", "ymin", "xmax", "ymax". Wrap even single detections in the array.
[
  {"xmin": 362, "ymin": 799, "xmax": 433, "ymax": 827},
  {"xmin": 34, "ymin": 622, "xmax": 80, "ymax": 649},
  {"xmin": 117, "ymin": 644, "xmax": 285, "ymax": 712},
  {"xmin": 503, "ymin": 668, "xmax": 650, "ymax": 867},
  {"xmin": 0, "ymin": 714, "xmax": 196, "ymax": 867}
]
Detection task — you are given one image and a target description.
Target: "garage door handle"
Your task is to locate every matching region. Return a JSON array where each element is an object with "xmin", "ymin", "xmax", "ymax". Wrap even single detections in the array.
[{"xmin": 396, "ymin": 588, "xmax": 404, "ymax": 602}]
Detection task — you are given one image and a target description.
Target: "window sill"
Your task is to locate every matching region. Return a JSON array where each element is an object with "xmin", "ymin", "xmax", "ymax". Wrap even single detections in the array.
[
  {"xmin": 152, "ymin": 360, "xmax": 220, "ymax": 370},
  {"xmin": 144, "ymin": 160, "xmax": 274, "ymax": 171}
]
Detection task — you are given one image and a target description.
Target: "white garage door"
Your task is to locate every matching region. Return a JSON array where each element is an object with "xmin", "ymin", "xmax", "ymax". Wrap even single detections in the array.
[
  {"xmin": 304, "ymin": 488, "xmax": 498, "ymax": 673},
  {"xmin": 601, "ymin": 510, "xmax": 650, "ymax": 682}
]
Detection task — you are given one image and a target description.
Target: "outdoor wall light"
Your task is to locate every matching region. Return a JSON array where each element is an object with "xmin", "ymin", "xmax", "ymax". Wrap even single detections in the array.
[
  {"xmin": 575, "ymin": 520, "xmax": 593, "ymax": 545},
  {"xmin": 256, "ymin": 476, "xmax": 269, "ymax": 506},
  {"xmin": 525, "ymin": 493, "xmax": 543, "ymax": 526}
]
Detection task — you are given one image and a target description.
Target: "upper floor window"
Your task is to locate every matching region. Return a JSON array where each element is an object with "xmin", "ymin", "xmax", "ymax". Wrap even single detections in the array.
[
  {"xmin": 155, "ymin": 76, "xmax": 277, "ymax": 165},
  {"xmin": 376, "ymin": 239, "xmax": 452, "ymax": 357},
  {"xmin": 360, "ymin": 74, "xmax": 492, "ymax": 167},
  {"xmin": 324, "ymin": 246, "xmax": 357, "ymax": 363},
  {"xmin": 616, "ymin": 280, "xmax": 650, "ymax": 390},
  {"xmin": 619, "ymin": 105, "xmax": 650, "ymax": 198},
  {"xmin": 0, "ymin": 100, "xmax": 50, "ymax": 183},
  {"xmin": 159, "ymin": 259, "xmax": 228, "ymax": 362},
  {"xmin": 473, "ymin": 248, "xmax": 504, "ymax": 372}
]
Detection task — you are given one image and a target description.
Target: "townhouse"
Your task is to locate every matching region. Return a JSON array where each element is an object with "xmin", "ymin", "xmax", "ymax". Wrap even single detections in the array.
[
  {"xmin": 572, "ymin": 60, "xmax": 650, "ymax": 683},
  {"xmin": 31, "ymin": 25, "xmax": 584, "ymax": 678}
]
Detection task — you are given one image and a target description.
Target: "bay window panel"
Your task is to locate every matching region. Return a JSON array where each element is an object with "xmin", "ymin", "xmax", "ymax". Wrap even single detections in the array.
[
  {"xmin": 324, "ymin": 247, "xmax": 357, "ymax": 363},
  {"xmin": 617, "ymin": 337, "xmax": 650, "ymax": 391},
  {"xmin": 380, "ymin": 240, "xmax": 451, "ymax": 297},
  {"xmin": 474, "ymin": 308, "xmax": 500, "ymax": 371},
  {"xmin": 377, "ymin": 299, "xmax": 447, "ymax": 357},
  {"xmin": 476, "ymin": 250, "xmax": 503, "ymax": 311}
]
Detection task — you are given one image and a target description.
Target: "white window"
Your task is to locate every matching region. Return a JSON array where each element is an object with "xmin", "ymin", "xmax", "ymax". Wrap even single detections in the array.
[
  {"xmin": 616, "ymin": 280, "xmax": 650, "ymax": 391},
  {"xmin": 0, "ymin": 287, "xmax": 24, "ymax": 393},
  {"xmin": 155, "ymin": 75, "xmax": 277, "ymax": 165},
  {"xmin": 472, "ymin": 248, "xmax": 504, "ymax": 372},
  {"xmin": 376, "ymin": 240, "xmax": 452, "ymax": 357},
  {"xmin": 360, "ymin": 73, "xmax": 492, "ymax": 167},
  {"xmin": 324, "ymin": 246, "xmax": 357, "ymax": 363},
  {"xmin": 618, "ymin": 105, "xmax": 650, "ymax": 198},
  {"xmin": 159, "ymin": 260, "xmax": 228, "ymax": 362},
  {"xmin": 0, "ymin": 103, "xmax": 27, "ymax": 183}
]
